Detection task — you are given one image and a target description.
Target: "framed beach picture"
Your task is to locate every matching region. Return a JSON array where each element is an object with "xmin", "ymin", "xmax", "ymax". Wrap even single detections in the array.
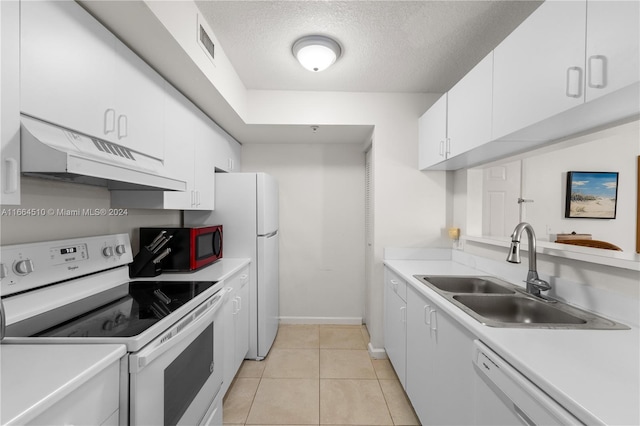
[{"xmin": 565, "ymin": 171, "xmax": 618, "ymax": 219}]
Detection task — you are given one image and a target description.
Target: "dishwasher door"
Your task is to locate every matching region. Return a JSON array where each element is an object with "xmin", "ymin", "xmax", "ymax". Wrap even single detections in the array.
[{"xmin": 472, "ymin": 340, "xmax": 583, "ymax": 425}]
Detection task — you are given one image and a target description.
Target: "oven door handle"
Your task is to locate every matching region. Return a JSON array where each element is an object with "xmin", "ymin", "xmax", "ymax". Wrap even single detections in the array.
[{"xmin": 130, "ymin": 288, "xmax": 228, "ymax": 373}]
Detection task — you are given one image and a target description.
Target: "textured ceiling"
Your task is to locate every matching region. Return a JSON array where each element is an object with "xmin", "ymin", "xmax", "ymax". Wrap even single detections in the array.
[{"xmin": 195, "ymin": 0, "xmax": 542, "ymax": 93}]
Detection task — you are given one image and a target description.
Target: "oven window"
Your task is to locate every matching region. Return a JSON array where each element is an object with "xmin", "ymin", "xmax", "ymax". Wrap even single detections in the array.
[
  {"xmin": 164, "ymin": 323, "xmax": 213, "ymax": 426},
  {"xmin": 196, "ymin": 233, "xmax": 214, "ymax": 260}
]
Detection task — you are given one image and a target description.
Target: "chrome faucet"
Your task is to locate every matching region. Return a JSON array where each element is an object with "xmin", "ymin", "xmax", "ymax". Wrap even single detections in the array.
[{"xmin": 506, "ymin": 222, "xmax": 552, "ymax": 299}]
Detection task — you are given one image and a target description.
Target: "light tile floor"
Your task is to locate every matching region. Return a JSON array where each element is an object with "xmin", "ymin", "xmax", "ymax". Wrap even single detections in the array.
[{"xmin": 223, "ymin": 324, "xmax": 421, "ymax": 426}]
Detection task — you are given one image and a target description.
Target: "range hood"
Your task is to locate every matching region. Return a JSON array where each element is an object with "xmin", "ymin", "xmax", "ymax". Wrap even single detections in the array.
[{"xmin": 20, "ymin": 115, "xmax": 185, "ymax": 191}]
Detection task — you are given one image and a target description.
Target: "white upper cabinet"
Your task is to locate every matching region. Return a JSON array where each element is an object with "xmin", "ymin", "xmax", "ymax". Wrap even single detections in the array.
[
  {"xmin": 113, "ymin": 44, "xmax": 165, "ymax": 160},
  {"xmin": 418, "ymin": 95, "xmax": 447, "ymax": 170},
  {"xmin": 585, "ymin": 1, "xmax": 640, "ymax": 102},
  {"xmin": 447, "ymin": 52, "xmax": 494, "ymax": 158},
  {"xmin": 492, "ymin": 0, "xmax": 587, "ymax": 140},
  {"xmin": 1, "ymin": 0, "xmax": 21, "ymax": 205},
  {"xmin": 21, "ymin": 0, "xmax": 116, "ymax": 141},
  {"xmin": 111, "ymin": 84, "xmax": 217, "ymax": 210},
  {"xmin": 419, "ymin": 52, "xmax": 493, "ymax": 170},
  {"xmin": 20, "ymin": 0, "xmax": 164, "ymax": 159}
]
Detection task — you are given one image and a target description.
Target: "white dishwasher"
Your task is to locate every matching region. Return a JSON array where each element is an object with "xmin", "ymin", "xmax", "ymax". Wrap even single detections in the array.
[{"xmin": 472, "ymin": 340, "xmax": 583, "ymax": 426}]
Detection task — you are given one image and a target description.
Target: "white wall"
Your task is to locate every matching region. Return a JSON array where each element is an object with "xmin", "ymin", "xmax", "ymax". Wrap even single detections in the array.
[
  {"xmin": 521, "ymin": 120, "xmax": 638, "ymax": 252},
  {"xmin": 454, "ymin": 119, "xmax": 640, "ymax": 308},
  {"xmin": 242, "ymin": 143, "xmax": 365, "ymax": 322},
  {"xmin": 245, "ymin": 90, "xmax": 443, "ymax": 349},
  {"xmin": 0, "ymin": 177, "xmax": 181, "ymax": 251}
]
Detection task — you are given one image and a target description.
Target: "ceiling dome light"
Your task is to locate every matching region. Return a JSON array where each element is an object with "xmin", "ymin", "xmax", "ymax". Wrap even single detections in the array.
[{"xmin": 292, "ymin": 35, "xmax": 342, "ymax": 72}]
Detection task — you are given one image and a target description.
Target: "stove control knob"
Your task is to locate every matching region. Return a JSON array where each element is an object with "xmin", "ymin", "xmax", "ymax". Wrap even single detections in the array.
[
  {"xmin": 102, "ymin": 246, "xmax": 114, "ymax": 258},
  {"xmin": 115, "ymin": 244, "xmax": 126, "ymax": 255},
  {"xmin": 14, "ymin": 259, "xmax": 34, "ymax": 276}
]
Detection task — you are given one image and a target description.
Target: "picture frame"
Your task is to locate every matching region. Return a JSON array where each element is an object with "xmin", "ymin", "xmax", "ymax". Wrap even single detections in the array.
[{"xmin": 565, "ymin": 171, "xmax": 618, "ymax": 219}]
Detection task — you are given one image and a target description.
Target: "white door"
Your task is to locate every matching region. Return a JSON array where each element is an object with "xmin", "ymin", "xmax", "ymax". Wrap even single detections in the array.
[
  {"xmin": 447, "ymin": 52, "xmax": 493, "ymax": 157},
  {"xmin": 482, "ymin": 161, "xmax": 522, "ymax": 237},
  {"xmin": 418, "ymin": 95, "xmax": 447, "ymax": 169},
  {"xmin": 113, "ymin": 42, "xmax": 165, "ymax": 159},
  {"xmin": 257, "ymin": 173, "xmax": 280, "ymax": 235},
  {"xmin": 257, "ymin": 232, "xmax": 279, "ymax": 358},
  {"xmin": 585, "ymin": 1, "xmax": 640, "ymax": 102},
  {"xmin": 0, "ymin": 0, "xmax": 20, "ymax": 205},
  {"xmin": 20, "ymin": 0, "xmax": 116, "ymax": 140},
  {"xmin": 492, "ymin": 0, "xmax": 586, "ymax": 139}
]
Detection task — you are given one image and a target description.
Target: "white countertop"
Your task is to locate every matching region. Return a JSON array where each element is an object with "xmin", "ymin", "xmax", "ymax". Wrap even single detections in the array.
[
  {"xmin": 136, "ymin": 258, "xmax": 250, "ymax": 283},
  {"xmin": 385, "ymin": 259, "xmax": 640, "ymax": 426},
  {"xmin": 0, "ymin": 344, "xmax": 126, "ymax": 425}
]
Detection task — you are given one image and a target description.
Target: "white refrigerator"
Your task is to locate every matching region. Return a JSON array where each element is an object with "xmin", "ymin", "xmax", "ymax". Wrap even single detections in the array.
[{"xmin": 185, "ymin": 173, "xmax": 279, "ymax": 359}]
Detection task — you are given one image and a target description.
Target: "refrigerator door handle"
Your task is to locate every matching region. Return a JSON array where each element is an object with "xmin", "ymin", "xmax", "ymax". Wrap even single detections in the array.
[{"xmin": 259, "ymin": 230, "xmax": 278, "ymax": 238}]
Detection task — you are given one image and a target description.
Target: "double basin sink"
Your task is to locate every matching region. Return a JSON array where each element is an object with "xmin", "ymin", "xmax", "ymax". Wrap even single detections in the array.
[{"xmin": 412, "ymin": 275, "xmax": 628, "ymax": 329}]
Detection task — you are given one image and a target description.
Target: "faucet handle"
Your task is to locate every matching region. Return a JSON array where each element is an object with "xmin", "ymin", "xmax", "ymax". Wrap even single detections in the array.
[{"xmin": 530, "ymin": 278, "xmax": 551, "ymax": 292}]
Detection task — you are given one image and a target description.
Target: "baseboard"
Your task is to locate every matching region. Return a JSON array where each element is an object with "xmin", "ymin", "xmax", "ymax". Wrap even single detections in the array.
[
  {"xmin": 279, "ymin": 316, "xmax": 363, "ymax": 325},
  {"xmin": 367, "ymin": 342, "xmax": 387, "ymax": 359}
]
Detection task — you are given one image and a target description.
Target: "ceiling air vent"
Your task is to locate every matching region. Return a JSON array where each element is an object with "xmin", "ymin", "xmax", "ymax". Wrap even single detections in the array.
[{"xmin": 198, "ymin": 21, "xmax": 215, "ymax": 62}]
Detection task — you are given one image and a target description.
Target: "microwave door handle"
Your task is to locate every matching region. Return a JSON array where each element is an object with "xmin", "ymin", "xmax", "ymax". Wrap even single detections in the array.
[{"xmin": 129, "ymin": 289, "xmax": 228, "ymax": 373}]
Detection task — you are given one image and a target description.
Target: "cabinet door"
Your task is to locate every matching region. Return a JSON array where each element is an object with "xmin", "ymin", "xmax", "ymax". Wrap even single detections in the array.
[
  {"xmin": 113, "ymin": 43, "xmax": 165, "ymax": 159},
  {"xmin": 210, "ymin": 121, "xmax": 241, "ymax": 172},
  {"xmin": 447, "ymin": 52, "xmax": 493, "ymax": 157},
  {"xmin": 162, "ymin": 84, "xmax": 196, "ymax": 209},
  {"xmin": 192, "ymin": 111, "xmax": 216, "ymax": 210},
  {"xmin": 1, "ymin": 0, "xmax": 20, "ymax": 205},
  {"xmin": 428, "ymin": 307, "xmax": 476, "ymax": 425},
  {"xmin": 492, "ymin": 0, "xmax": 587, "ymax": 140},
  {"xmin": 585, "ymin": 1, "xmax": 640, "ymax": 102},
  {"xmin": 235, "ymin": 271, "xmax": 251, "ymax": 371},
  {"xmin": 418, "ymin": 94, "xmax": 447, "ymax": 169},
  {"xmin": 222, "ymin": 284, "xmax": 237, "ymax": 396},
  {"xmin": 20, "ymin": 0, "xmax": 116, "ymax": 140},
  {"xmin": 384, "ymin": 273, "xmax": 407, "ymax": 387},
  {"xmin": 406, "ymin": 285, "xmax": 434, "ymax": 424}
]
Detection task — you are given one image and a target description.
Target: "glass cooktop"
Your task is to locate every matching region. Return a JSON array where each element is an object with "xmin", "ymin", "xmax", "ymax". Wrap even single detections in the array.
[{"xmin": 34, "ymin": 281, "xmax": 217, "ymax": 338}]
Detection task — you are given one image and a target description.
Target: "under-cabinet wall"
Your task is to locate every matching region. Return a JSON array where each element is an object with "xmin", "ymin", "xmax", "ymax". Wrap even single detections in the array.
[{"xmin": 0, "ymin": 177, "xmax": 180, "ymax": 251}]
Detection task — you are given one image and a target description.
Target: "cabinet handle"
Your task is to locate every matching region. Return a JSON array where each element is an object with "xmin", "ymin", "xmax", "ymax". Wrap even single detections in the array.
[
  {"xmin": 232, "ymin": 298, "xmax": 239, "ymax": 315},
  {"xmin": 117, "ymin": 114, "xmax": 128, "ymax": 139},
  {"xmin": 197, "ymin": 191, "xmax": 201, "ymax": 206},
  {"xmin": 424, "ymin": 305, "xmax": 431, "ymax": 325},
  {"xmin": 3, "ymin": 158, "xmax": 18, "ymax": 193},
  {"xmin": 588, "ymin": 55, "xmax": 607, "ymax": 89},
  {"xmin": 237, "ymin": 295, "xmax": 241, "ymax": 312},
  {"xmin": 565, "ymin": 66, "xmax": 583, "ymax": 98},
  {"xmin": 429, "ymin": 309, "xmax": 437, "ymax": 332},
  {"xmin": 439, "ymin": 140, "xmax": 445, "ymax": 157},
  {"xmin": 445, "ymin": 138, "xmax": 451, "ymax": 156},
  {"xmin": 400, "ymin": 306, "xmax": 406, "ymax": 324},
  {"xmin": 104, "ymin": 109, "xmax": 116, "ymax": 134},
  {"xmin": 391, "ymin": 279, "xmax": 399, "ymax": 293}
]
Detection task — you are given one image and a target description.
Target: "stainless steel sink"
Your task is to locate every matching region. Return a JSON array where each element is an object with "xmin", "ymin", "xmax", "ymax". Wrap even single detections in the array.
[
  {"xmin": 412, "ymin": 275, "xmax": 629, "ymax": 330},
  {"xmin": 453, "ymin": 295, "xmax": 586, "ymax": 325},
  {"xmin": 414, "ymin": 275, "xmax": 515, "ymax": 294}
]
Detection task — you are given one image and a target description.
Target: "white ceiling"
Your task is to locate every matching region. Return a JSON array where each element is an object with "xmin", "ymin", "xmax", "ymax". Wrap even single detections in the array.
[{"xmin": 194, "ymin": 0, "xmax": 543, "ymax": 93}]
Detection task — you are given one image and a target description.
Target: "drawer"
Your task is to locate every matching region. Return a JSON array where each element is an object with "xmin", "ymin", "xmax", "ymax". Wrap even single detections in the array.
[
  {"xmin": 27, "ymin": 360, "xmax": 120, "ymax": 426},
  {"xmin": 386, "ymin": 269, "xmax": 407, "ymax": 302}
]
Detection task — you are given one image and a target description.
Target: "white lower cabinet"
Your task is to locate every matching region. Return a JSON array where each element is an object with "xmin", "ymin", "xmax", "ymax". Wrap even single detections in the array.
[
  {"xmin": 405, "ymin": 284, "xmax": 476, "ymax": 426},
  {"xmin": 27, "ymin": 360, "xmax": 120, "ymax": 426},
  {"xmin": 384, "ymin": 268, "xmax": 407, "ymax": 387},
  {"xmin": 222, "ymin": 266, "xmax": 250, "ymax": 395}
]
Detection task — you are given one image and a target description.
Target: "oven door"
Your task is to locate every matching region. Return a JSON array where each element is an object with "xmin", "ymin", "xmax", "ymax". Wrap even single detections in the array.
[{"xmin": 129, "ymin": 289, "xmax": 227, "ymax": 426}]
